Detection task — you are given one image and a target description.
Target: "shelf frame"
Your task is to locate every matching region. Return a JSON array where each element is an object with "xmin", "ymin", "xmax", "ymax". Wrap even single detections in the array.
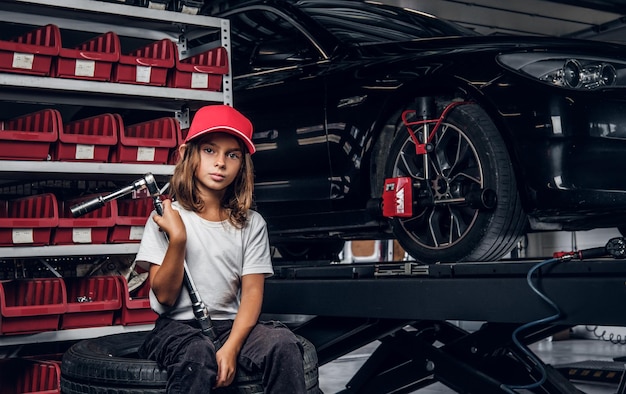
[
  {"xmin": 0, "ymin": 1, "xmax": 230, "ymax": 261},
  {"xmin": 0, "ymin": 0, "xmax": 233, "ymax": 108}
]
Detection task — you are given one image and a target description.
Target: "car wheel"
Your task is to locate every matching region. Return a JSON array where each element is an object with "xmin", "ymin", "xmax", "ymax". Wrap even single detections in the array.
[
  {"xmin": 276, "ymin": 239, "xmax": 345, "ymax": 262},
  {"xmin": 60, "ymin": 331, "xmax": 320, "ymax": 394},
  {"xmin": 384, "ymin": 102, "xmax": 526, "ymax": 263}
]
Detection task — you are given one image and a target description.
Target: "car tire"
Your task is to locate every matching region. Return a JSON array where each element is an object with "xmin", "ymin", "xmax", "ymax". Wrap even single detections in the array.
[
  {"xmin": 60, "ymin": 331, "xmax": 320, "ymax": 394},
  {"xmin": 384, "ymin": 102, "xmax": 527, "ymax": 263}
]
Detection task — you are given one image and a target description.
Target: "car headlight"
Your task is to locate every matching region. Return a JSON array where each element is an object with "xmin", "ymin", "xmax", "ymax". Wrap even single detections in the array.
[{"xmin": 497, "ymin": 53, "xmax": 626, "ymax": 90}]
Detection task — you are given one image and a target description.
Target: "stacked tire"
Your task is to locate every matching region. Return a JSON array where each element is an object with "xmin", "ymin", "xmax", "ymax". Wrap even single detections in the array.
[{"xmin": 61, "ymin": 331, "xmax": 320, "ymax": 393}]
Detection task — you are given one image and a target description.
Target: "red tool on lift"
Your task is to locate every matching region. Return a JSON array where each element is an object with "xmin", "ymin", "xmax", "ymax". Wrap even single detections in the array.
[
  {"xmin": 553, "ymin": 236, "xmax": 626, "ymax": 260},
  {"xmin": 382, "ymin": 176, "xmax": 413, "ymax": 218}
]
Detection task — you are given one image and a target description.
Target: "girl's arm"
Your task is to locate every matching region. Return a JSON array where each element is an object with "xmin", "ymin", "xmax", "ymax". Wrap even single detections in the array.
[
  {"xmin": 148, "ymin": 199, "xmax": 187, "ymax": 306},
  {"xmin": 215, "ymin": 273, "xmax": 265, "ymax": 388}
]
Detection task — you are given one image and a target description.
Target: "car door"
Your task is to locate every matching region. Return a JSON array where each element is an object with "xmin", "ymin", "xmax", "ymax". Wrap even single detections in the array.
[{"xmin": 225, "ymin": 6, "xmax": 332, "ymax": 219}]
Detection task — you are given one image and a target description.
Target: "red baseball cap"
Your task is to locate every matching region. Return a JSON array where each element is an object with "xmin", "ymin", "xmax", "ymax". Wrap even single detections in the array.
[{"xmin": 184, "ymin": 105, "xmax": 255, "ymax": 154}]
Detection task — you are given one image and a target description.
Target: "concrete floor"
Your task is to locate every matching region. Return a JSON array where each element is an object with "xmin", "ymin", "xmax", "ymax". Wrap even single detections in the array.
[{"xmin": 318, "ymin": 336, "xmax": 626, "ymax": 393}]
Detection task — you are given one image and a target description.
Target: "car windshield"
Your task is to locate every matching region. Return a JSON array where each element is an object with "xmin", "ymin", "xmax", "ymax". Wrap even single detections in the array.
[{"xmin": 295, "ymin": 0, "xmax": 479, "ymax": 45}]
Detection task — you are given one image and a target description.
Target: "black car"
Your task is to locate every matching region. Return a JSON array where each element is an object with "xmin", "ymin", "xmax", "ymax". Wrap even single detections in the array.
[{"xmin": 210, "ymin": 0, "xmax": 626, "ymax": 263}]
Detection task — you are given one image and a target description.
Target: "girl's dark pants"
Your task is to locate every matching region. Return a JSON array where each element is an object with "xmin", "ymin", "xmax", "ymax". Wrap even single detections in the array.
[{"xmin": 139, "ymin": 316, "xmax": 307, "ymax": 394}]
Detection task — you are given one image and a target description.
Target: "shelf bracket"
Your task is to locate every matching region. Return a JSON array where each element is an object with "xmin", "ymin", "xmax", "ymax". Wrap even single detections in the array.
[{"xmin": 176, "ymin": 108, "xmax": 191, "ymax": 130}]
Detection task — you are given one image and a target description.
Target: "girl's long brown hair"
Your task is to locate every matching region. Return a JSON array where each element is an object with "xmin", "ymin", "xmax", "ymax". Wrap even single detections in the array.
[{"xmin": 169, "ymin": 137, "xmax": 254, "ymax": 228}]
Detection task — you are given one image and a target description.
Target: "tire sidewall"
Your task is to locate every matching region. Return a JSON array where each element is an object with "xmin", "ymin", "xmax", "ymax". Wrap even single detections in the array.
[{"xmin": 61, "ymin": 331, "xmax": 319, "ymax": 393}]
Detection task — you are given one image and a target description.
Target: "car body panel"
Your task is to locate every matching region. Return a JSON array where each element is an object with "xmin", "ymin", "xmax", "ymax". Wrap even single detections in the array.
[{"xmin": 215, "ymin": 0, "xmax": 626, "ymax": 242}]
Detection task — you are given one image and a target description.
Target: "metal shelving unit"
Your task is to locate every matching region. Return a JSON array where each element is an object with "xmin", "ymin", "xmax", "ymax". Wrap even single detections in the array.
[
  {"xmin": 0, "ymin": 0, "xmax": 232, "ymax": 110},
  {"xmin": 0, "ymin": 0, "xmax": 231, "ymax": 348},
  {"xmin": 0, "ymin": 0, "xmax": 230, "ymax": 253}
]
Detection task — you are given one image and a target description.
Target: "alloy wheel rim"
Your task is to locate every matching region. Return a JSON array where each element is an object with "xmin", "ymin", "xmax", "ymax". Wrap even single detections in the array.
[{"xmin": 392, "ymin": 122, "xmax": 485, "ymax": 250}]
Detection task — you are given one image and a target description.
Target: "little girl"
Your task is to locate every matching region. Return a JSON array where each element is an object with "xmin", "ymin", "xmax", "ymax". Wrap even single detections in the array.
[{"xmin": 135, "ymin": 105, "xmax": 306, "ymax": 393}]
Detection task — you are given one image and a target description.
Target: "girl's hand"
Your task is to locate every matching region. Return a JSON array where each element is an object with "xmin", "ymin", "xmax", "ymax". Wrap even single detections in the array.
[
  {"xmin": 215, "ymin": 345, "xmax": 238, "ymax": 388},
  {"xmin": 152, "ymin": 199, "xmax": 186, "ymax": 244}
]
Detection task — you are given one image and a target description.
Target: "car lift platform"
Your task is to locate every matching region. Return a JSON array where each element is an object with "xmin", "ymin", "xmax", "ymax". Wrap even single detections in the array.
[{"xmin": 262, "ymin": 258, "xmax": 626, "ymax": 393}]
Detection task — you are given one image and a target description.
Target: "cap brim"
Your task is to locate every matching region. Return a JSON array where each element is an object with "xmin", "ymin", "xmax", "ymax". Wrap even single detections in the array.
[{"xmin": 185, "ymin": 126, "xmax": 256, "ymax": 155}]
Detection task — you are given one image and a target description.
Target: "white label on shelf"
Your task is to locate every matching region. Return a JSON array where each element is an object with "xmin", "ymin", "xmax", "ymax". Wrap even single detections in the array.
[
  {"xmin": 136, "ymin": 147, "xmax": 156, "ymax": 161},
  {"xmin": 75, "ymin": 59, "xmax": 96, "ymax": 77},
  {"xmin": 12, "ymin": 52, "xmax": 34, "ymax": 70},
  {"xmin": 75, "ymin": 144, "xmax": 95, "ymax": 160},
  {"xmin": 72, "ymin": 228, "xmax": 92, "ymax": 243},
  {"xmin": 12, "ymin": 229, "xmax": 34, "ymax": 244},
  {"xmin": 129, "ymin": 226, "xmax": 144, "ymax": 240},
  {"xmin": 191, "ymin": 72, "xmax": 209, "ymax": 88},
  {"xmin": 136, "ymin": 66, "xmax": 152, "ymax": 83}
]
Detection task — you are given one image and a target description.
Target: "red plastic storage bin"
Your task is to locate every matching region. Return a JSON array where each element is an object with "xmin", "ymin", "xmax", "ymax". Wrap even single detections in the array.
[
  {"xmin": 54, "ymin": 31, "xmax": 120, "ymax": 81},
  {"xmin": 52, "ymin": 113, "xmax": 119, "ymax": 162},
  {"xmin": 168, "ymin": 46, "xmax": 228, "ymax": 91},
  {"xmin": 0, "ymin": 109, "xmax": 62, "ymax": 161},
  {"xmin": 111, "ymin": 116, "xmax": 179, "ymax": 164},
  {"xmin": 0, "ymin": 278, "xmax": 67, "ymax": 335},
  {"xmin": 0, "ymin": 194, "xmax": 59, "ymax": 246},
  {"xmin": 113, "ymin": 38, "xmax": 176, "ymax": 86},
  {"xmin": 53, "ymin": 195, "xmax": 117, "ymax": 245},
  {"xmin": 61, "ymin": 276, "xmax": 122, "ymax": 329},
  {"xmin": 108, "ymin": 197, "xmax": 152, "ymax": 243},
  {"xmin": 0, "ymin": 359, "xmax": 61, "ymax": 394},
  {"xmin": 0, "ymin": 24, "xmax": 61, "ymax": 76},
  {"xmin": 115, "ymin": 275, "xmax": 157, "ymax": 326}
]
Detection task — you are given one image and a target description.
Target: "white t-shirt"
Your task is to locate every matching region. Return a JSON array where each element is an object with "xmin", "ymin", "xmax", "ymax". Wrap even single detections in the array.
[{"xmin": 135, "ymin": 201, "xmax": 274, "ymax": 321}]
